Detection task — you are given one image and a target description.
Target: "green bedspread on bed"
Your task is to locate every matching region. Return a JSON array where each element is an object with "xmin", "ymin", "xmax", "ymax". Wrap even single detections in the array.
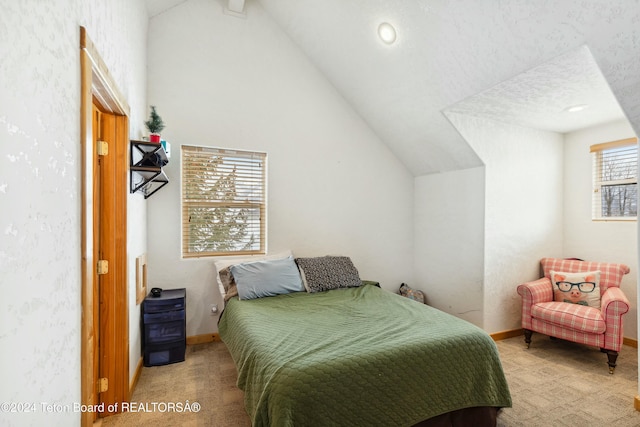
[{"xmin": 219, "ymin": 284, "xmax": 511, "ymax": 426}]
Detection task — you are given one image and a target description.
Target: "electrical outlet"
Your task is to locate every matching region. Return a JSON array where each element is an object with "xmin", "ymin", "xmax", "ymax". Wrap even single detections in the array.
[{"xmin": 210, "ymin": 304, "xmax": 218, "ymax": 315}]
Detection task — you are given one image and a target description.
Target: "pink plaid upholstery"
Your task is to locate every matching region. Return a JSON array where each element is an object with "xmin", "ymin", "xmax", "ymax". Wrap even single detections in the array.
[
  {"xmin": 517, "ymin": 258, "xmax": 630, "ymax": 353},
  {"xmin": 540, "ymin": 257, "xmax": 630, "ymax": 294},
  {"xmin": 531, "ymin": 302, "xmax": 605, "ymax": 334}
]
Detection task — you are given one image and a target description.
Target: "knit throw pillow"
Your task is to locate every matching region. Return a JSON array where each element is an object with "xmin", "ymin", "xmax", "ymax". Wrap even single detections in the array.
[{"xmin": 295, "ymin": 256, "xmax": 362, "ymax": 293}]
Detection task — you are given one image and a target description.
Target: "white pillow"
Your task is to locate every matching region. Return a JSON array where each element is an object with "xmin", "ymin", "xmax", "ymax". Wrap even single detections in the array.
[{"xmin": 214, "ymin": 250, "xmax": 293, "ymax": 300}]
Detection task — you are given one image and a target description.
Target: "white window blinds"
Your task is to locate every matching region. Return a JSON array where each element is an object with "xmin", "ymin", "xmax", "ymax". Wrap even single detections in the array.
[
  {"xmin": 181, "ymin": 145, "xmax": 266, "ymax": 257},
  {"xmin": 591, "ymin": 137, "xmax": 638, "ymax": 219}
]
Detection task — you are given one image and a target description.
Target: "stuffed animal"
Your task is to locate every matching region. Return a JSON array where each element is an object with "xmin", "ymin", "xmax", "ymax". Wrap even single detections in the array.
[{"xmin": 399, "ymin": 283, "xmax": 426, "ymax": 304}]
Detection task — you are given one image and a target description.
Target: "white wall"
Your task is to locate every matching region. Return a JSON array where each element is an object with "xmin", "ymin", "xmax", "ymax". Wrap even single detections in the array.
[
  {"xmin": 0, "ymin": 1, "xmax": 148, "ymax": 425},
  {"xmin": 563, "ymin": 119, "xmax": 638, "ymax": 339},
  {"xmin": 441, "ymin": 113, "xmax": 565, "ymax": 333},
  {"xmin": 414, "ymin": 167, "xmax": 485, "ymax": 326},
  {"xmin": 145, "ymin": 0, "xmax": 414, "ymax": 336}
]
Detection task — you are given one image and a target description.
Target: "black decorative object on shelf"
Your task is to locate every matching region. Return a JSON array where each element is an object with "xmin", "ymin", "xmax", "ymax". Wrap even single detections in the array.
[{"xmin": 130, "ymin": 140, "xmax": 169, "ymax": 199}]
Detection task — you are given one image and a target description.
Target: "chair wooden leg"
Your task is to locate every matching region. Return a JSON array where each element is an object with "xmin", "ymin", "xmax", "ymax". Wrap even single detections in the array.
[
  {"xmin": 523, "ymin": 329, "xmax": 532, "ymax": 349},
  {"xmin": 601, "ymin": 349, "xmax": 618, "ymax": 374}
]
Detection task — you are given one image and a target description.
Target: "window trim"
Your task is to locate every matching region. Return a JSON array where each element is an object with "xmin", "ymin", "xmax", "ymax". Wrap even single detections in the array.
[
  {"xmin": 590, "ymin": 137, "xmax": 638, "ymax": 221},
  {"xmin": 181, "ymin": 145, "xmax": 267, "ymax": 258}
]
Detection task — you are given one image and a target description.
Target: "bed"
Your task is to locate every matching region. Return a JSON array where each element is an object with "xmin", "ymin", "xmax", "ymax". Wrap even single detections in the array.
[{"xmin": 217, "ymin": 254, "xmax": 511, "ymax": 426}]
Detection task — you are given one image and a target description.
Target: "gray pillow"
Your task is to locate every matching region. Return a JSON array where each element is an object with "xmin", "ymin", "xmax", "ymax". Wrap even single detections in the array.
[
  {"xmin": 295, "ymin": 256, "xmax": 362, "ymax": 293},
  {"xmin": 231, "ymin": 256, "xmax": 305, "ymax": 300}
]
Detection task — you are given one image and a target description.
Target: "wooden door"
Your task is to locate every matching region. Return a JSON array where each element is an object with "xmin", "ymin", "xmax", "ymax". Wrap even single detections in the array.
[
  {"xmin": 93, "ymin": 105, "xmax": 129, "ymax": 417},
  {"xmin": 91, "ymin": 105, "xmax": 101, "ymax": 423},
  {"xmin": 80, "ymin": 26, "xmax": 131, "ymax": 426}
]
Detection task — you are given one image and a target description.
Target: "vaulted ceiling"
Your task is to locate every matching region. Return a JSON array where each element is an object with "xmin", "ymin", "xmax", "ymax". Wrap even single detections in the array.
[{"xmin": 146, "ymin": 0, "xmax": 637, "ymax": 176}]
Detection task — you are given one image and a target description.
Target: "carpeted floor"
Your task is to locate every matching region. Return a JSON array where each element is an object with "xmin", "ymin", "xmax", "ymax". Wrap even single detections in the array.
[
  {"xmin": 495, "ymin": 335, "xmax": 639, "ymax": 426},
  {"xmin": 101, "ymin": 335, "xmax": 639, "ymax": 426},
  {"xmin": 102, "ymin": 340, "xmax": 251, "ymax": 427}
]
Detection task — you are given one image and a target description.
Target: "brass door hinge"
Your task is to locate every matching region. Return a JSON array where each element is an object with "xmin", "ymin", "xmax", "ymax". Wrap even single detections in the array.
[
  {"xmin": 97, "ymin": 377, "xmax": 108, "ymax": 393},
  {"xmin": 97, "ymin": 260, "xmax": 109, "ymax": 275},
  {"xmin": 97, "ymin": 140, "xmax": 109, "ymax": 156}
]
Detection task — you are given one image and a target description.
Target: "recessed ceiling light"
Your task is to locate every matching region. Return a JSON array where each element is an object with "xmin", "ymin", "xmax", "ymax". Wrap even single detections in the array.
[
  {"xmin": 378, "ymin": 22, "xmax": 396, "ymax": 44},
  {"xmin": 564, "ymin": 104, "xmax": 589, "ymax": 113}
]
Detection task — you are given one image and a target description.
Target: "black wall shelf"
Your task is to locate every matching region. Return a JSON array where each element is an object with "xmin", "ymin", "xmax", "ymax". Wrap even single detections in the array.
[{"xmin": 130, "ymin": 140, "xmax": 169, "ymax": 199}]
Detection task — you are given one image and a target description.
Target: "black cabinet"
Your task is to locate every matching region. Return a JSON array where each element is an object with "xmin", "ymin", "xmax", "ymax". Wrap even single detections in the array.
[
  {"xmin": 142, "ymin": 288, "xmax": 186, "ymax": 366},
  {"xmin": 130, "ymin": 140, "xmax": 169, "ymax": 199}
]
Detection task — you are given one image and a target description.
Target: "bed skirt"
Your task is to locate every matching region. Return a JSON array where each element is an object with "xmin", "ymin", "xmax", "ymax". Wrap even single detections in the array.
[{"xmin": 413, "ymin": 406, "xmax": 499, "ymax": 427}]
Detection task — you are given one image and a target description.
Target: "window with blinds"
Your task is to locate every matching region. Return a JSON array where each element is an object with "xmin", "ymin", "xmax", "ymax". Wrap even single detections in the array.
[
  {"xmin": 181, "ymin": 145, "xmax": 266, "ymax": 257},
  {"xmin": 591, "ymin": 137, "xmax": 638, "ymax": 219}
]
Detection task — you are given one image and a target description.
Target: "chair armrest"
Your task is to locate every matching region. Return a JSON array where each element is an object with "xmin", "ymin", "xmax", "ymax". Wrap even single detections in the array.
[
  {"xmin": 517, "ymin": 277, "xmax": 553, "ymax": 306},
  {"xmin": 601, "ymin": 287, "xmax": 630, "ymax": 352},
  {"xmin": 601, "ymin": 286, "xmax": 630, "ymax": 317}
]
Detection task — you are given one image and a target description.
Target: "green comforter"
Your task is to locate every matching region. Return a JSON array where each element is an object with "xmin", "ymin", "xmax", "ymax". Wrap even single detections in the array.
[{"xmin": 219, "ymin": 284, "xmax": 511, "ymax": 426}]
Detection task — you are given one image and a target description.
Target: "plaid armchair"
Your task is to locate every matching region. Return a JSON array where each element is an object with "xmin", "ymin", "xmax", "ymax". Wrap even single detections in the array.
[{"xmin": 517, "ymin": 258, "xmax": 630, "ymax": 374}]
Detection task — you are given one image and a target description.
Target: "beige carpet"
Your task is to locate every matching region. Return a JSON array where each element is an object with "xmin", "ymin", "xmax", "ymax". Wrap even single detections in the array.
[
  {"xmin": 101, "ymin": 341, "xmax": 252, "ymax": 427},
  {"xmin": 495, "ymin": 335, "xmax": 639, "ymax": 426},
  {"xmin": 101, "ymin": 335, "xmax": 639, "ymax": 426}
]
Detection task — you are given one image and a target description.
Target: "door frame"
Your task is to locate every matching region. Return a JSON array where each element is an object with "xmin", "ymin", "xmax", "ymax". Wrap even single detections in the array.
[{"xmin": 80, "ymin": 26, "xmax": 130, "ymax": 426}]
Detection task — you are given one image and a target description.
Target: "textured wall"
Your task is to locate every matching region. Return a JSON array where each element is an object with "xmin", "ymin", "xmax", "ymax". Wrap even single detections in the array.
[
  {"xmin": 444, "ymin": 113, "xmax": 565, "ymax": 333},
  {"xmin": 414, "ymin": 167, "xmax": 485, "ymax": 327},
  {"xmin": 145, "ymin": 0, "xmax": 415, "ymax": 336},
  {"xmin": 0, "ymin": 3, "xmax": 81, "ymax": 425},
  {"xmin": 0, "ymin": 1, "xmax": 147, "ymax": 425}
]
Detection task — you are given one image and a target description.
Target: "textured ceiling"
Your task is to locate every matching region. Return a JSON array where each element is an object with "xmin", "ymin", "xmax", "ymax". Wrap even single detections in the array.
[
  {"xmin": 256, "ymin": 0, "xmax": 633, "ymax": 175},
  {"xmin": 445, "ymin": 46, "xmax": 625, "ymax": 134},
  {"xmin": 147, "ymin": 0, "xmax": 635, "ymax": 176}
]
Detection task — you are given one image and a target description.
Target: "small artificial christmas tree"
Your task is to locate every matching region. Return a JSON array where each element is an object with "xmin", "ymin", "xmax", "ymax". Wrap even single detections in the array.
[{"xmin": 144, "ymin": 105, "xmax": 165, "ymax": 142}]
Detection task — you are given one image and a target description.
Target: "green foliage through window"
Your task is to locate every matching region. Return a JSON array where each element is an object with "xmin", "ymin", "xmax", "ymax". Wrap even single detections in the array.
[{"xmin": 182, "ymin": 145, "xmax": 266, "ymax": 256}]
